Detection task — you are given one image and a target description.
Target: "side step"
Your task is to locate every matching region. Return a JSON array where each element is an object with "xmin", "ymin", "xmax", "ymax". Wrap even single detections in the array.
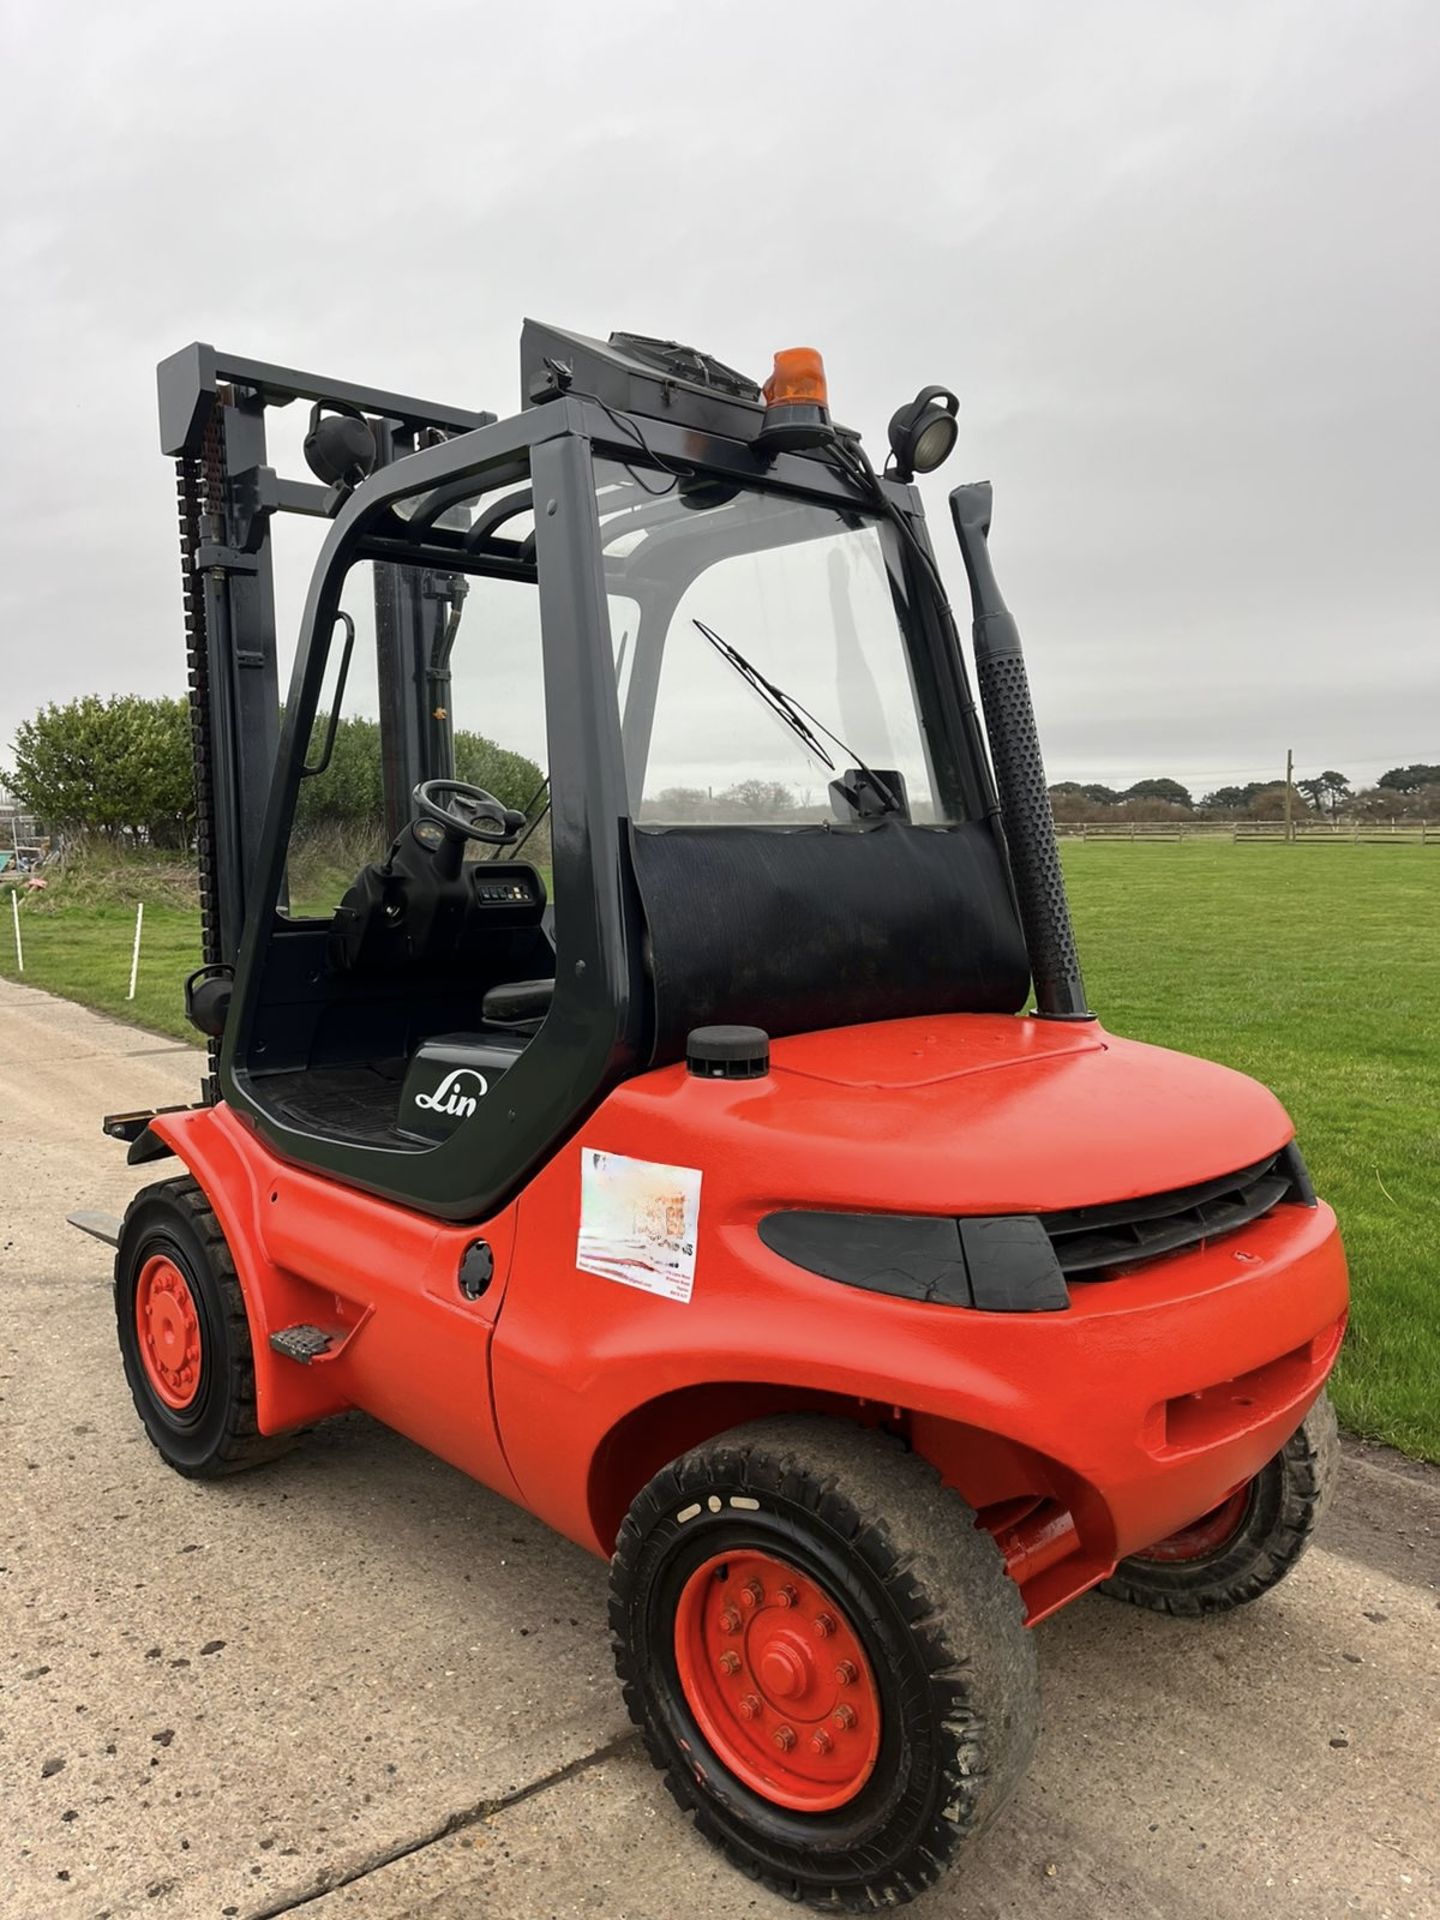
[
  {"xmin": 268, "ymin": 1324, "xmax": 336, "ymax": 1364},
  {"xmin": 103, "ymin": 1104, "xmax": 196, "ymax": 1143}
]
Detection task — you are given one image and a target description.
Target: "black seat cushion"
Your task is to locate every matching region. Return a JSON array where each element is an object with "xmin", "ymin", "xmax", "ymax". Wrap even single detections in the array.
[
  {"xmin": 482, "ymin": 977, "xmax": 555, "ymax": 1025},
  {"xmin": 630, "ymin": 820, "xmax": 1030, "ymax": 1065}
]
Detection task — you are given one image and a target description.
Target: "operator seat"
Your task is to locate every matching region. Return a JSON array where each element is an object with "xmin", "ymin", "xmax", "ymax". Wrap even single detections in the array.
[{"xmin": 481, "ymin": 978, "xmax": 555, "ymax": 1027}]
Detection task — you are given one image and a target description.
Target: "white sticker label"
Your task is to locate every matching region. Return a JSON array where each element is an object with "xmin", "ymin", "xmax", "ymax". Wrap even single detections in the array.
[{"xmin": 577, "ymin": 1149, "xmax": 702, "ymax": 1302}]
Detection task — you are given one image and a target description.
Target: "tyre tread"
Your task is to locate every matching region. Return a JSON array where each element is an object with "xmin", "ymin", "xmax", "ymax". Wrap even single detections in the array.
[
  {"xmin": 1099, "ymin": 1394, "xmax": 1339, "ymax": 1616},
  {"xmin": 609, "ymin": 1415, "xmax": 1038, "ymax": 1911}
]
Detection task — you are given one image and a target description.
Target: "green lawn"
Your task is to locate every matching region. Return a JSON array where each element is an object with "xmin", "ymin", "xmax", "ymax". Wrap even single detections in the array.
[
  {"xmin": 3, "ymin": 843, "xmax": 1435, "ymax": 1459},
  {"xmin": 1, "ymin": 894, "xmax": 200, "ymax": 1042},
  {"xmin": 1062, "ymin": 841, "xmax": 1438, "ymax": 1461}
]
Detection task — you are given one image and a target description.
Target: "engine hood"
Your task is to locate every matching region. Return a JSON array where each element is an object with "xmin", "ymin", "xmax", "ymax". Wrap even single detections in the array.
[
  {"xmin": 771, "ymin": 1012, "xmax": 1105, "ymax": 1090},
  {"xmin": 613, "ymin": 1015, "xmax": 1296, "ymax": 1218}
]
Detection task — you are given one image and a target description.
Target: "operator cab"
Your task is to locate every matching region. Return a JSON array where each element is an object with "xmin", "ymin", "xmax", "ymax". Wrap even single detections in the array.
[
  {"xmin": 210, "ymin": 327, "xmax": 1030, "ymax": 1220},
  {"xmin": 263, "ymin": 777, "xmax": 553, "ymax": 1147},
  {"xmin": 244, "ymin": 509, "xmax": 564, "ymax": 1156}
]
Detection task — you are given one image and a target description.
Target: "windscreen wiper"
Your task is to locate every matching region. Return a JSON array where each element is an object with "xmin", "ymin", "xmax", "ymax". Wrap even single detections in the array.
[
  {"xmin": 692, "ymin": 620, "xmax": 900, "ymax": 813},
  {"xmin": 692, "ymin": 620, "xmax": 835, "ymax": 772}
]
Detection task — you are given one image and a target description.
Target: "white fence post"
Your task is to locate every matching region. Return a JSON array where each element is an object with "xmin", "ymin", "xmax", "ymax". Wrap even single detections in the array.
[
  {"xmin": 127, "ymin": 901, "xmax": 144, "ymax": 1001},
  {"xmin": 11, "ymin": 888, "xmax": 22, "ymax": 973}
]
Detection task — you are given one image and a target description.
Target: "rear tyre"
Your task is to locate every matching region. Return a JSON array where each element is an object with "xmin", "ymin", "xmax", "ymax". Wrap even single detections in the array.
[
  {"xmin": 609, "ymin": 1416, "xmax": 1038, "ymax": 1912},
  {"xmin": 1100, "ymin": 1393, "xmax": 1339, "ymax": 1616},
  {"xmin": 115, "ymin": 1175, "xmax": 295, "ymax": 1479}
]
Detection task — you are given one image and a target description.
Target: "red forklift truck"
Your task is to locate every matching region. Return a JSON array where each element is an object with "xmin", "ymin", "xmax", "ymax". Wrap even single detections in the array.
[{"xmin": 78, "ymin": 328, "xmax": 1346, "ymax": 1910}]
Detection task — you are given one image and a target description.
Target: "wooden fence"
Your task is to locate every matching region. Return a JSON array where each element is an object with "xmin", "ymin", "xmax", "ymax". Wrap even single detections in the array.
[{"xmin": 1055, "ymin": 819, "xmax": 1434, "ymax": 845}]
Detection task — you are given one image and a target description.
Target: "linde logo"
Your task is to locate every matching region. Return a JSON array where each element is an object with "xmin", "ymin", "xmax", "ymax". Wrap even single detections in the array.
[{"xmin": 413, "ymin": 1068, "xmax": 489, "ymax": 1119}]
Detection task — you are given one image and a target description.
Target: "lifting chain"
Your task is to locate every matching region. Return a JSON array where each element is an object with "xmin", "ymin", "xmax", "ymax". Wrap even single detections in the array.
[{"xmin": 174, "ymin": 397, "xmax": 228, "ymax": 1099}]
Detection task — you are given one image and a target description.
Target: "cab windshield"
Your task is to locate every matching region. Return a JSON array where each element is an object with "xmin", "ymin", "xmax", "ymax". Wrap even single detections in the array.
[{"xmin": 595, "ymin": 460, "xmax": 964, "ymax": 827}]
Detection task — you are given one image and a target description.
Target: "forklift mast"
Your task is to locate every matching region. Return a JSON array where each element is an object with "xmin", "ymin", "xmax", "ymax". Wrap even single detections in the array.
[{"xmin": 156, "ymin": 345, "xmax": 493, "ymax": 999}]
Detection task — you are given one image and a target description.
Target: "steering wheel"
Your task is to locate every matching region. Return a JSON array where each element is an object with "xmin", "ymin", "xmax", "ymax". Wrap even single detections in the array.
[{"xmin": 413, "ymin": 778, "xmax": 524, "ymax": 847}]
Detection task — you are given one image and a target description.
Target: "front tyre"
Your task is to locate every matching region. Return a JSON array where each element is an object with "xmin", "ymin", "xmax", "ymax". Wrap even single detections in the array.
[
  {"xmin": 1100, "ymin": 1392, "xmax": 1339, "ymax": 1616},
  {"xmin": 115, "ymin": 1175, "xmax": 295, "ymax": 1479},
  {"xmin": 609, "ymin": 1416, "xmax": 1038, "ymax": 1911}
]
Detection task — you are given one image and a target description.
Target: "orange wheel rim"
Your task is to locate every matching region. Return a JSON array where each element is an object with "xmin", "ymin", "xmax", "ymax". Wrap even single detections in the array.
[
  {"xmin": 1140, "ymin": 1485, "xmax": 1251, "ymax": 1563},
  {"xmin": 134, "ymin": 1253, "xmax": 203, "ymax": 1411},
  {"xmin": 673, "ymin": 1549, "xmax": 882, "ymax": 1811}
]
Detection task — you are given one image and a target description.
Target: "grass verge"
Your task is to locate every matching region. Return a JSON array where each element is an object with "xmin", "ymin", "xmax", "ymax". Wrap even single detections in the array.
[{"xmin": 1, "ymin": 892, "xmax": 200, "ymax": 1043}]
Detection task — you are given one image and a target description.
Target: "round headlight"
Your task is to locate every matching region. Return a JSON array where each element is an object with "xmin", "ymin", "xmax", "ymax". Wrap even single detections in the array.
[
  {"xmin": 887, "ymin": 386, "xmax": 960, "ymax": 482},
  {"xmin": 911, "ymin": 410, "xmax": 959, "ymax": 473}
]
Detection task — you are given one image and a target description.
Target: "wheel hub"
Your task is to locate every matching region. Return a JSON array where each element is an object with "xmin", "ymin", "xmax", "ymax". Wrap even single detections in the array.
[
  {"xmin": 673, "ymin": 1548, "xmax": 881, "ymax": 1811},
  {"xmin": 758, "ymin": 1638, "xmax": 809, "ymax": 1699},
  {"xmin": 134, "ymin": 1253, "xmax": 203, "ymax": 1411}
]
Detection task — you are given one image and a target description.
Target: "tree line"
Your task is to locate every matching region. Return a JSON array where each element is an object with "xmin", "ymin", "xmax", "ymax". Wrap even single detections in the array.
[
  {"xmin": 1048, "ymin": 766, "xmax": 1440, "ymax": 824},
  {"xmin": 7, "ymin": 695, "xmax": 542, "ymax": 845}
]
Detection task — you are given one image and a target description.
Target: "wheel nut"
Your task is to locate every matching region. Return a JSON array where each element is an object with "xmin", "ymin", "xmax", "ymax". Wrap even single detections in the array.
[
  {"xmin": 810, "ymin": 1729, "xmax": 833, "ymax": 1756},
  {"xmin": 738, "ymin": 1693, "xmax": 762, "ymax": 1720},
  {"xmin": 813, "ymin": 1612, "xmax": 836, "ymax": 1638},
  {"xmin": 834, "ymin": 1659, "xmax": 858, "ymax": 1686},
  {"xmin": 775, "ymin": 1584, "xmax": 799, "ymax": 1608},
  {"xmin": 774, "ymin": 1724, "xmax": 796, "ymax": 1751},
  {"xmin": 833, "ymin": 1703, "xmax": 857, "ymax": 1730},
  {"xmin": 740, "ymin": 1579, "xmax": 764, "ymax": 1609},
  {"xmin": 718, "ymin": 1650, "xmax": 741, "ymax": 1675},
  {"xmin": 719, "ymin": 1606, "xmax": 742, "ymax": 1634}
]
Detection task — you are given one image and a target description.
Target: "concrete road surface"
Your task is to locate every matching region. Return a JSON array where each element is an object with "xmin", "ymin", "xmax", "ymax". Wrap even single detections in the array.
[{"xmin": 2, "ymin": 977, "xmax": 1436, "ymax": 1920}]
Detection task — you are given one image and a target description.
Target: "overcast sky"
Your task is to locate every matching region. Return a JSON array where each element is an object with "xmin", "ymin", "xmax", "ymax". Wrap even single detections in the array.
[{"xmin": 1, "ymin": 0, "xmax": 1435, "ymax": 799}]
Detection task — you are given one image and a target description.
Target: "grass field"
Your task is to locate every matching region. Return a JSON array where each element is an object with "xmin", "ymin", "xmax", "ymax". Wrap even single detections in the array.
[
  {"xmin": 2, "ymin": 841, "xmax": 1436, "ymax": 1459},
  {"xmin": 1062, "ymin": 842, "xmax": 1438, "ymax": 1461}
]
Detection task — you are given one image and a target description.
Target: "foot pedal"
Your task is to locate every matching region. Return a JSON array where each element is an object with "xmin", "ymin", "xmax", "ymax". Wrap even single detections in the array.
[{"xmin": 269, "ymin": 1324, "xmax": 334, "ymax": 1364}]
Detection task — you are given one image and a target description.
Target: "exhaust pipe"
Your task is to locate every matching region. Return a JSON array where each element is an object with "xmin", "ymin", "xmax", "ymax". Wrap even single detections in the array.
[{"xmin": 950, "ymin": 482, "xmax": 1091, "ymax": 1021}]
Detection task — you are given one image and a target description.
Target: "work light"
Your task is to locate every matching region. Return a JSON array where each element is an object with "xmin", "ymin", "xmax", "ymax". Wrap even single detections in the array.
[{"xmin": 887, "ymin": 386, "xmax": 959, "ymax": 481}]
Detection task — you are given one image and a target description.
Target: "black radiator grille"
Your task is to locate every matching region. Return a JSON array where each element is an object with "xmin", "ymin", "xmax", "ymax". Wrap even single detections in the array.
[{"xmin": 1039, "ymin": 1143, "xmax": 1315, "ymax": 1284}]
